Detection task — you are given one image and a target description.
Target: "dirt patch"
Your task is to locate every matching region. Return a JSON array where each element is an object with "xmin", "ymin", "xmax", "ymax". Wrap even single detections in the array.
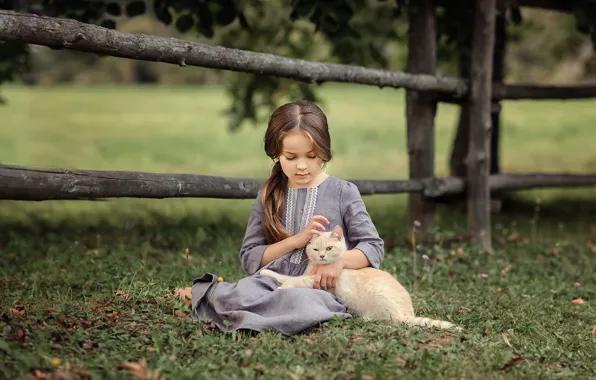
[{"xmin": 417, "ymin": 332, "xmax": 456, "ymax": 350}]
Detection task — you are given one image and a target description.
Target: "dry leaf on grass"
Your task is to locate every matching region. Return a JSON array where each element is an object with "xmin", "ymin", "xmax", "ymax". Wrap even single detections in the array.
[
  {"xmin": 500, "ymin": 264, "xmax": 512, "ymax": 277},
  {"xmin": 572, "ymin": 298, "xmax": 585, "ymax": 305},
  {"xmin": 591, "ymin": 326, "xmax": 596, "ymax": 336},
  {"xmin": 501, "ymin": 356, "xmax": 524, "ymax": 371},
  {"xmin": 26, "ymin": 369, "xmax": 50, "ymax": 380},
  {"xmin": 115, "ymin": 290, "xmax": 131, "ymax": 301},
  {"xmin": 173, "ymin": 310, "xmax": 187, "ymax": 319},
  {"xmin": 502, "ymin": 333, "xmax": 513, "ymax": 348},
  {"xmin": 119, "ymin": 359, "xmax": 163, "ymax": 380},
  {"xmin": 10, "ymin": 302, "xmax": 26, "ymax": 318}
]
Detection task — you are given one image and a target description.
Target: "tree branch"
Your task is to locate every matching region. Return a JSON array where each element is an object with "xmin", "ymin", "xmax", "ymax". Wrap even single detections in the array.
[{"xmin": 0, "ymin": 10, "xmax": 468, "ymax": 95}]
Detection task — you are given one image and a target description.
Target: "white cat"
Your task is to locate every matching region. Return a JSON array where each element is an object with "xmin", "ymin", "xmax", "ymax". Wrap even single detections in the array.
[{"xmin": 260, "ymin": 226, "xmax": 461, "ymax": 331}]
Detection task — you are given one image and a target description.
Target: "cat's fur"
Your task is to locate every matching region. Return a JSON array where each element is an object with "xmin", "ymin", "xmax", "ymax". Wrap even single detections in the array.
[{"xmin": 260, "ymin": 226, "xmax": 461, "ymax": 331}]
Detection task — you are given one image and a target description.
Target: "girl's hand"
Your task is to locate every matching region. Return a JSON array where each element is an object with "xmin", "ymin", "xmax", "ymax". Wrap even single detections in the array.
[
  {"xmin": 293, "ymin": 215, "xmax": 329, "ymax": 249},
  {"xmin": 310, "ymin": 259, "xmax": 345, "ymax": 289}
]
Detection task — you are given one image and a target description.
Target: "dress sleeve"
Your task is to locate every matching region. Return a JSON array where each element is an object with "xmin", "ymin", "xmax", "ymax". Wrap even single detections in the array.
[
  {"xmin": 340, "ymin": 181, "xmax": 385, "ymax": 269},
  {"xmin": 239, "ymin": 190, "xmax": 269, "ymax": 275}
]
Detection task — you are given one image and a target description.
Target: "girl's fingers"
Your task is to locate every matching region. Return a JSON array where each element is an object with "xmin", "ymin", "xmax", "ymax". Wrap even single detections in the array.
[
  {"xmin": 312, "ymin": 215, "xmax": 330, "ymax": 225},
  {"xmin": 311, "ymin": 222, "xmax": 326, "ymax": 232}
]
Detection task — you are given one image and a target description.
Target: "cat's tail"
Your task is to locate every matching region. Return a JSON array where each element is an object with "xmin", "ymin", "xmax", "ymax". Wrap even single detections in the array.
[{"xmin": 400, "ymin": 316, "xmax": 462, "ymax": 331}]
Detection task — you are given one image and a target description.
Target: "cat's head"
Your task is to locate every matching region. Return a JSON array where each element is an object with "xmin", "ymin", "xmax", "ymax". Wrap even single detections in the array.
[{"xmin": 305, "ymin": 225, "xmax": 347, "ymax": 265}]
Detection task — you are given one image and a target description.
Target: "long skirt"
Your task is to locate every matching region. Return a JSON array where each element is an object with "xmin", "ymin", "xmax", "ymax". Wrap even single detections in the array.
[{"xmin": 191, "ymin": 273, "xmax": 352, "ymax": 336}]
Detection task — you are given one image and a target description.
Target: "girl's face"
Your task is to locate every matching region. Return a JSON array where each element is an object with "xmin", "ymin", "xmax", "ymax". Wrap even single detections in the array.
[{"xmin": 279, "ymin": 130, "xmax": 325, "ymax": 188}]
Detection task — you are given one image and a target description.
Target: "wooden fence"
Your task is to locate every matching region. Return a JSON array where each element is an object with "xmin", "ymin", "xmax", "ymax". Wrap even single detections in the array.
[{"xmin": 1, "ymin": 1, "xmax": 595, "ymax": 251}]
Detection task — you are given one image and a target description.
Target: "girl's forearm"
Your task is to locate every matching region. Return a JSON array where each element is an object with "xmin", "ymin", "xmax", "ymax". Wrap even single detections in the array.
[
  {"xmin": 341, "ymin": 249, "xmax": 371, "ymax": 269},
  {"xmin": 260, "ymin": 235, "xmax": 300, "ymax": 267}
]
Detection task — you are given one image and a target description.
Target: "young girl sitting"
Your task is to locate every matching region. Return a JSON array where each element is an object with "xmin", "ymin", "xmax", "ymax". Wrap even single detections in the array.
[{"xmin": 175, "ymin": 99, "xmax": 384, "ymax": 336}]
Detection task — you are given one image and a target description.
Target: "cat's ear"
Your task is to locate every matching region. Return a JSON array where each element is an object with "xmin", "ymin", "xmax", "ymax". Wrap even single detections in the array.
[{"xmin": 330, "ymin": 225, "xmax": 344, "ymax": 241}]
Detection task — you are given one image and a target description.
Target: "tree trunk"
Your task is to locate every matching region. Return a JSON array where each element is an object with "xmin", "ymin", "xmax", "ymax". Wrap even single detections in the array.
[
  {"xmin": 467, "ymin": 0, "xmax": 496, "ymax": 252},
  {"xmin": 406, "ymin": 0, "xmax": 437, "ymax": 242}
]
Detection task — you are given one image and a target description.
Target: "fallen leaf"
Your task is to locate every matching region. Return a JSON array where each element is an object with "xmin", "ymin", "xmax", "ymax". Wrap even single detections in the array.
[
  {"xmin": 173, "ymin": 310, "xmax": 186, "ymax": 319},
  {"xmin": 10, "ymin": 308, "xmax": 24, "ymax": 319},
  {"xmin": 71, "ymin": 368, "xmax": 91, "ymax": 379},
  {"xmin": 591, "ymin": 326, "xmax": 596, "ymax": 336},
  {"xmin": 502, "ymin": 333, "xmax": 513, "ymax": 348},
  {"xmin": 501, "ymin": 356, "xmax": 524, "ymax": 371},
  {"xmin": 54, "ymin": 370, "xmax": 70, "ymax": 380},
  {"xmin": 86, "ymin": 249, "xmax": 100, "ymax": 255},
  {"xmin": 572, "ymin": 298, "xmax": 585, "ymax": 305},
  {"xmin": 82, "ymin": 340, "xmax": 97, "ymax": 351},
  {"xmin": 10, "ymin": 302, "xmax": 26, "ymax": 318},
  {"xmin": 106, "ymin": 311, "xmax": 119, "ymax": 319},
  {"xmin": 119, "ymin": 359, "xmax": 163, "ymax": 380},
  {"xmin": 12, "ymin": 328, "xmax": 26, "ymax": 342},
  {"xmin": 26, "ymin": 369, "xmax": 50, "ymax": 380},
  {"xmin": 500, "ymin": 264, "xmax": 512, "ymax": 277},
  {"xmin": 115, "ymin": 290, "xmax": 131, "ymax": 301}
]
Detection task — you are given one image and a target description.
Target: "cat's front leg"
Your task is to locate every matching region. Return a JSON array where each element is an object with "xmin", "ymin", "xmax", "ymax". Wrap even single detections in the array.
[
  {"xmin": 259, "ymin": 269, "xmax": 292, "ymax": 285},
  {"xmin": 279, "ymin": 275, "xmax": 315, "ymax": 289}
]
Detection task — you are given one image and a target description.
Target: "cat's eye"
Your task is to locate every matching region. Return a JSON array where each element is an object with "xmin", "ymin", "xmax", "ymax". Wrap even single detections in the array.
[
  {"xmin": 313, "ymin": 248, "xmax": 319, "ymax": 252},
  {"xmin": 326, "ymin": 246, "xmax": 332, "ymax": 251}
]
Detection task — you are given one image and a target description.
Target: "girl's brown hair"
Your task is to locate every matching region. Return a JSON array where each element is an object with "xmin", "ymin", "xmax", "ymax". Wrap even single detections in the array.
[{"xmin": 261, "ymin": 100, "xmax": 332, "ymax": 243}]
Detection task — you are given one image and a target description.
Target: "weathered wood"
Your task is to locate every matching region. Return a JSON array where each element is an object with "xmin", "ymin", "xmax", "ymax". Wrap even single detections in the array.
[
  {"xmin": 491, "ymin": 11, "xmax": 507, "ymax": 174},
  {"xmin": 490, "ymin": 173, "xmax": 596, "ymax": 191},
  {"xmin": 405, "ymin": 0, "xmax": 437, "ymax": 241},
  {"xmin": 438, "ymin": 83, "xmax": 596, "ymax": 104},
  {"xmin": 449, "ymin": 34, "xmax": 473, "ymax": 180},
  {"xmin": 492, "ymin": 84, "xmax": 596, "ymax": 100},
  {"xmin": 0, "ymin": 10, "xmax": 468, "ymax": 95},
  {"xmin": 435, "ymin": 0, "xmax": 573, "ymax": 12},
  {"xmin": 0, "ymin": 164, "xmax": 426, "ymax": 200},
  {"xmin": 1, "ymin": 164, "xmax": 595, "ymax": 201},
  {"xmin": 467, "ymin": 0, "xmax": 496, "ymax": 252}
]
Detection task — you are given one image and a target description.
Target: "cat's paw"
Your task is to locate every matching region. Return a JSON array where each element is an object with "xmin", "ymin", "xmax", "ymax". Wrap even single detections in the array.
[{"xmin": 259, "ymin": 269, "xmax": 277, "ymax": 278}]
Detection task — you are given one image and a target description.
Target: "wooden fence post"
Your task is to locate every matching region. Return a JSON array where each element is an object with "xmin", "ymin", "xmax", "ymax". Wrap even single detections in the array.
[
  {"xmin": 406, "ymin": 0, "xmax": 437, "ymax": 242},
  {"xmin": 467, "ymin": 0, "xmax": 496, "ymax": 251}
]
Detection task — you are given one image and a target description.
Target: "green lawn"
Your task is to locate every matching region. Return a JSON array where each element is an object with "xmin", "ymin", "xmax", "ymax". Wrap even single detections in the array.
[{"xmin": 1, "ymin": 84, "xmax": 595, "ymax": 379}]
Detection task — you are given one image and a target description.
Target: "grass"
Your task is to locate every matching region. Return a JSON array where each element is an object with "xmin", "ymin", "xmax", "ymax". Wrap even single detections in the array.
[{"xmin": 1, "ymin": 84, "xmax": 596, "ymax": 379}]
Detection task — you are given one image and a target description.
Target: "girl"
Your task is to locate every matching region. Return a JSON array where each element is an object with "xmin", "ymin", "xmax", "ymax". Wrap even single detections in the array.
[{"xmin": 176, "ymin": 100, "xmax": 384, "ymax": 336}]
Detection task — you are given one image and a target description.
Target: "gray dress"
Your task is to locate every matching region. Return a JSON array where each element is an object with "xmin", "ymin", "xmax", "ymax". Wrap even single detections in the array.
[{"xmin": 190, "ymin": 176, "xmax": 385, "ymax": 336}]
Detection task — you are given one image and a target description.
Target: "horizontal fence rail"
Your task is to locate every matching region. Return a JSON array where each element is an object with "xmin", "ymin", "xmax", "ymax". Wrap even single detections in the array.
[
  {"xmin": 2, "ymin": 11, "xmax": 594, "ymax": 103},
  {"xmin": 1, "ymin": 165, "xmax": 595, "ymax": 201},
  {"xmin": 0, "ymin": 10, "xmax": 468, "ymax": 95}
]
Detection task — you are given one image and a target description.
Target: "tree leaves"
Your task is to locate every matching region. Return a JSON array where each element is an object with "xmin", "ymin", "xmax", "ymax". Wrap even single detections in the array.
[
  {"xmin": 100, "ymin": 19, "xmax": 117, "ymax": 29},
  {"xmin": 175, "ymin": 14, "xmax": 195, "ymax": 34},
  {"xmin": 215, "ymin": 0, "xmax": 237, "ymax": 26},
  {"xmin": 105, "ymin": 3, "xmax": 122, "ymax": 17},
  {"xmin": 572, "ymin": 0, "xmax": 596, "ymax": 48},
  {"xmin": 153, "ymin": 0, "xmax": 173, "ymax": 26},
  {"xmin": 126, "ymin": 1, "xmax": 146, "ymax": 18}
]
